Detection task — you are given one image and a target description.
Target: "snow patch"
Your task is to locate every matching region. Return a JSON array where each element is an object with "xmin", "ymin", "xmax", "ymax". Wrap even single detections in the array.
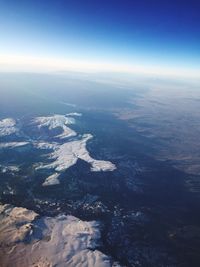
[
  {"xmin": 0, "ymin": 118, "xmax": 17, "ymax": 137},
  {"xmin": 0, "ymin": 165, "xmax": 20, "ymax": 173},
  {"xmin": 66, "ymin": 112, "xmax": 82, "ymax": 117},
  {"xmin": 34, "ymin": 114, "xmax": 77, "ymax": 139},
  {"xmin": 42, "ymin": 172, "xmax": 60, "ymax": 186}
]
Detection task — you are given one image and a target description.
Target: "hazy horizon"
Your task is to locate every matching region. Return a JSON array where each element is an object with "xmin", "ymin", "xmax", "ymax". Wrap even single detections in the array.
[{"xmin": 0, "ymin": 0, "xmax": 199, "ymax": 78}]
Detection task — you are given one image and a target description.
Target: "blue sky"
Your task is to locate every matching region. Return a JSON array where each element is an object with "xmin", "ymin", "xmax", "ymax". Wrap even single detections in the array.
[{"xmin": 0, "ymin": 0, "xmax": 200, "ymax": 77}]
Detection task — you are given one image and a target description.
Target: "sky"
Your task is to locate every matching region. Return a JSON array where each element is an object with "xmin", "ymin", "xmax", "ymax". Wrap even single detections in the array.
[{"xmin": 0, "ymin": 0, "xmax": 200, "ymax": 78}]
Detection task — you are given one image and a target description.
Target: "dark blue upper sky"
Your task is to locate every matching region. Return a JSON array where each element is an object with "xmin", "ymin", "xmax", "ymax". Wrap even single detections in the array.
[{"xmin": 0, "ymin": 0, "xmax": 200, "ymax": 75}]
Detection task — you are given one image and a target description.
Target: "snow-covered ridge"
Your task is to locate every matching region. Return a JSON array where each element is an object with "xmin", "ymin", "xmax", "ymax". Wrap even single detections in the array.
[
  {"xmin": 0, "ymin": 142, "xmax": 29, "ymax": 149},
  {"xmin": 0, "ymin": 204, "xmax": 119, "ymax": 267},
  {"xmin": 66, "ymin": 112, "xmax": 82, "ymax": 117},
  {"xmin": 37, "ymin": 134, "xmax": 116, "ymax": 185},
  {"xmin": 1, "ymin": 114, "xmax": 116, "ymax": 186},
  {"xmin": 33, "ymin": 141, "xmax": 58, "ymax": 150},
  {"xmin": 38, "ymin": 134, "xmax": 116, "ymax": 172},
  {"xmin": 0, "ymin": 118, "xmax": 17, "ymax": 137},
  {"xmin": 33, "ymin": 114, "xmax": 77, "ymax": 139}
]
